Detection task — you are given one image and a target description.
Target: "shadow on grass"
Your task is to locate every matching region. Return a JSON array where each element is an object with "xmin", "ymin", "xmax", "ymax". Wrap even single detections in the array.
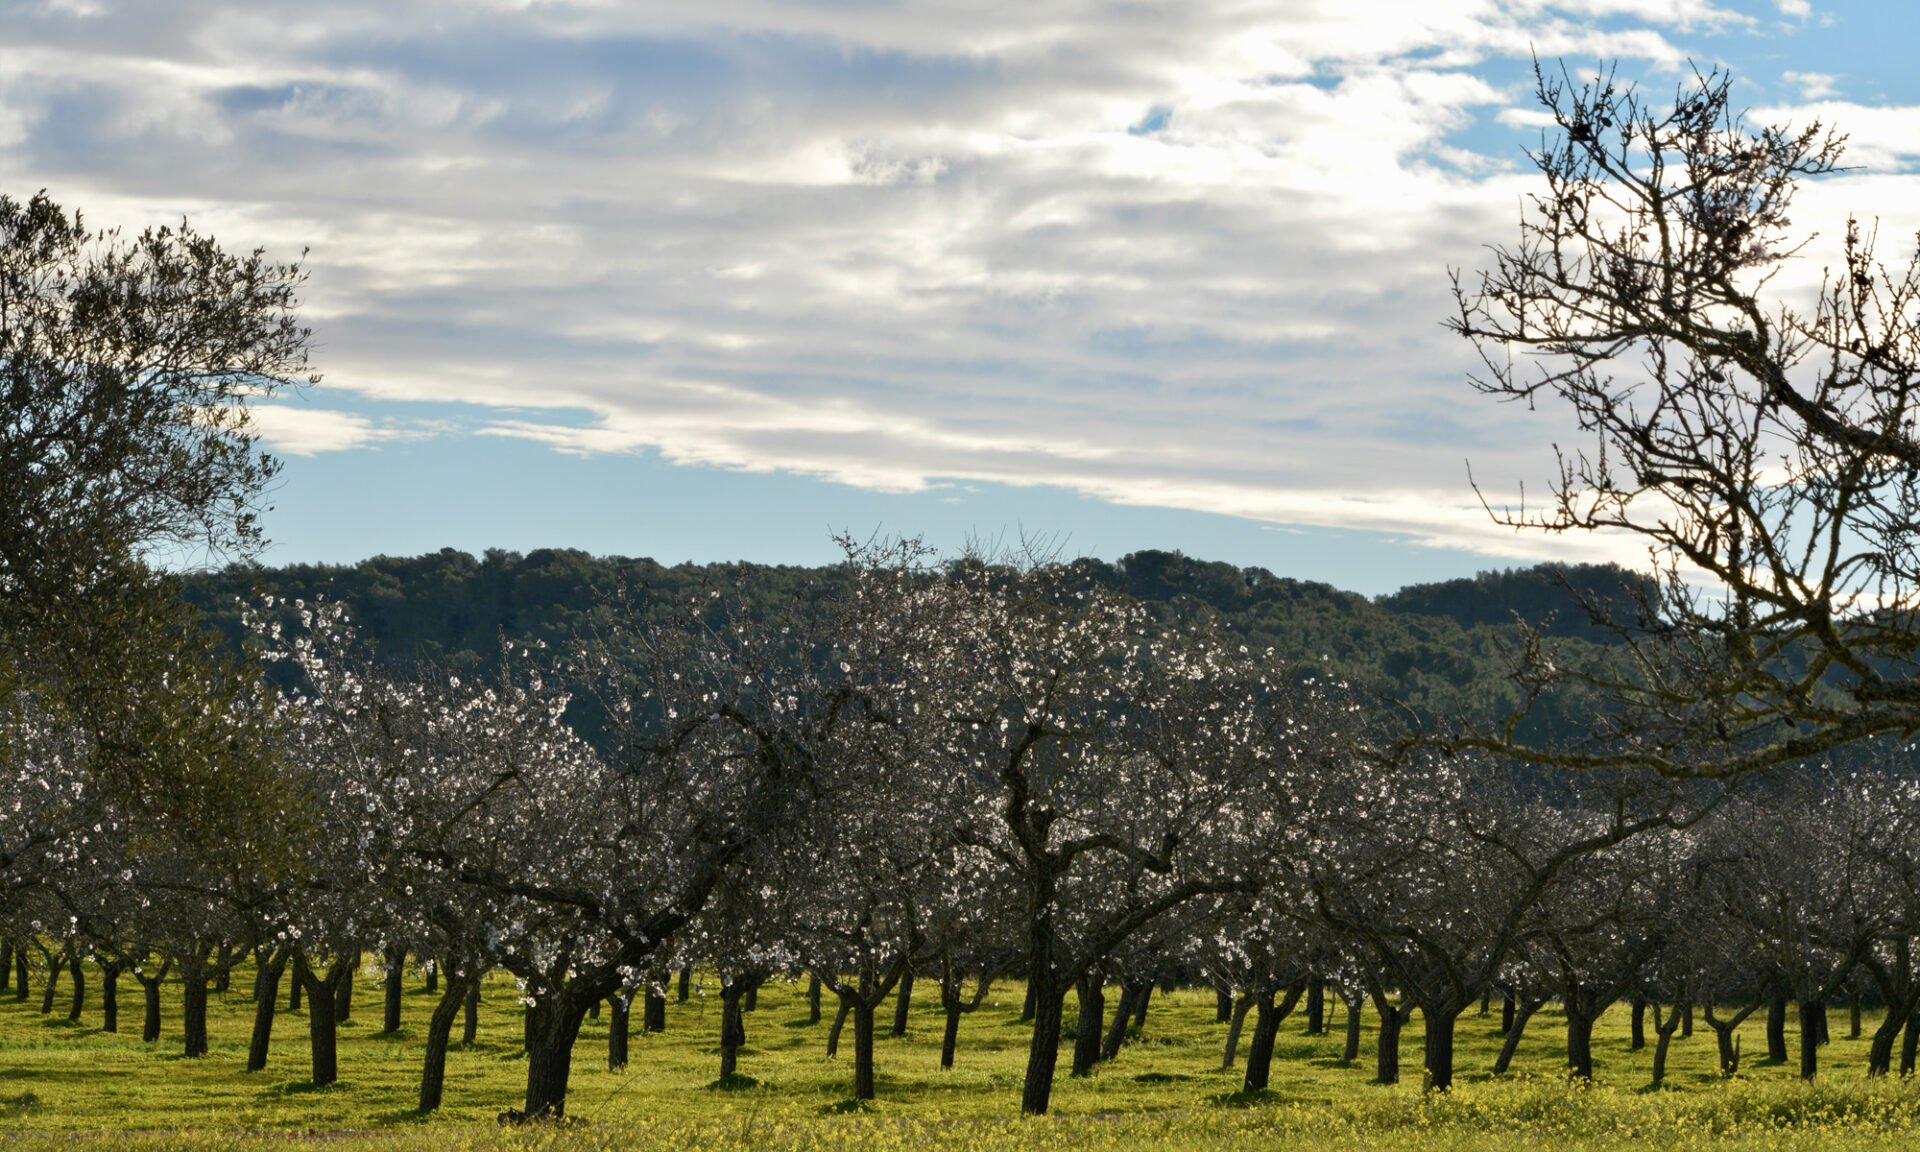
[
  {"xmin": 0, "ymin": 1090, "xmax": 40, "ymax": 1117},
  {"xmin": 782, "ymin": 1016, "xmax": 821, "ymax": 1029},
  {"xmin": 707, "ymin": 1072, "xmax": 762, "ymax": 1091},
  {"xmin": 1133, "ymin": 1072, "xmax": 1193, "ymax": 1084},
  {"xmin": 279, "ymin": 1079, "xmax": 352, "ymax": 1095}
]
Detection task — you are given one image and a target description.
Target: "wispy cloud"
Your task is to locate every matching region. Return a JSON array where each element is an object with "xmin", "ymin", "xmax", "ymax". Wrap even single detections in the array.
[{"xmin": 0, "ymin": 0, "xmax": 1840, "ymax": 566}]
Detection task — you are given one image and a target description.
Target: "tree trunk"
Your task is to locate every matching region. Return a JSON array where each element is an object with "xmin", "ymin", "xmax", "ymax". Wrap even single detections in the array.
[
  {"xmin": 941, "ymin": 999, "xmax": 963, "ymax": 1070},
  {"xmin": 607, "ymin": 994, "xmax": 630, "ymax": 1072},
  {"xmin": 65, "ymin": 950, "xmax": 84, "ymax": 1023},
  {"xmin": 1070, "ymin": 974, "xmax": 1104, "ymax": 1077},
  {"xmin": 14, "ymin": 946, "xmax": 28, "ymax": 1000},
  {"xmin": 1306, "ymin": 977, "xmax": 1325, "ymax": 1035},
  {"xmin": 137, "ymin": 964, "xmax": 168, "ymax": 1043},
  {"xmin": 1241, "ymin": 983, "xmax": 1304, "ymax": 1094},
  {"xmin": 247, "ymin": 948, "xmax": 290, "ymax": 1072},
  {"xmin": 644, "ymin": 986, "xmax": 666, "ymax": 1033},
  {"xmin": 1214, "ymin": 983, "xmax": 1232, "ymax": 1024},
  {"xmin": 1493, "ymin": 998, "xmax": 1541, "ymax": 1075},
  {"xmin": 522, "ymin": 992, "xmax": 591, "ymax": 1119},
  {"xmin": 1630, "ymin": 994, "xmax": 1647, "ymax": 1051},
  {"xmin": 1102, "ymin": 983, "xmax": 1138, "ymax": 1061},
  {"xmin": 0, "ymin": 940, "xmax": 10, "ymax": 994},
  {"xmin": 1565, "ymin": 1004, "xmax": 1596, "ymax": 1081},
  {"xmin": 425, "ymin": 959, "xmax": 438, "ymax": 994},
  {"xmin": 1798, "ymin": 997, "xmax": 1821, "ymax": 1081},
  {"xmin": 1651, "ymin": 999, "xmax": 1686, "ymax": 1086},
  {"xmin": 808, "ymin": 974, "xmax": 822, "ymax": 1025},
  {"xmin": 1702, "ymin": 1000, "xmax": 1757, "ymax": 1078},
  {"xmin": 419, "ymin": 973, "xmax": 474, "ymax": 1113},
  {"xmin": 297, "ymin": 957, "xmax": 351, "ymax": 1086},
  {"xmin": 463, "ymin": 979, "xmax": 480, "ymax": 1045},
  {"xmin": 891, "ymin": 969, "xmax": 914, "ymax": 1037},
  {"xmin": 826, "ymin": 999, "xmax": 851, "ymax": 1057},
  {"xmin": 1500, "ymin": 989, "xmax": 1515, "ymax": 1035},
  {"xmin": 1901, "ymin": 1011, "xmax": 1919, "ymax": 1076},
  {"xmin": 1766, "ymin": 992, "xmax": 1788, "ymax": 1063},
  {"xmin": 1376, "ymin": 999, "xmax": 1405, "ymax": 1085},
  {"xmin": 1221, "ymin": 992, "xmax": 1254, "ymax": 1069},
  {"xmin": 333, "ymin": 952, "xmax": 358, "ymax": 1024},
  {"xmin": 677, "ymin": 965, "xmax": 691, "ymax": 1003},
  {"xmin": 1342, "ymin": 990, "xmax": 1364, "ymax": 1063},
  {"xmin": 718, "ymin": 980, "xmax": 748, "ymax": 1080},
  {"xmin": 180, "ymin": 952, "xmax": 212, "ymax": 1059},
  {"xmin": 382, "ymin": 946, "xmax": 405, "ymax": 1034},
  {"xmin": 1019, "ymin": 980, "xmax": 1067, "ymax": 1116},
  {"xmin": 1424, "ymin": 1006, "xmax": 1459, "ymax": 1092},
  {"xmin": 100, "ymin": 960, "xmax": 122, "ymax": 1033},
  {"xmin": 852, "ymin": 998, "xmax": 877, "ymax": 1101},
  {"xmin": 289, "ymin": 971, "xmax": 302, "ymax": 1012},
  {"xmin": 37, "ymin": 944, "xmax": 58, "ymax": 1015}
]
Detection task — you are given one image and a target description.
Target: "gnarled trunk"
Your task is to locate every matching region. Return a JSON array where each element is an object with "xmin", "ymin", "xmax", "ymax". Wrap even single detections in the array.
[
  {"xmin": 1565, "ymin": 1004, "xmax": 1596, "ymax": 1081},
  {"xmin": 382, "ymin": 946, "xmax": 405, "ymax": 1034},
  {"xmin": 1241, "ymin": 983, "xmax": 1305, "ymax": 1094},
  {"xmin": 891, "ymin": 969, "xmax": 914, "ymax": 1037},
  {"xmin": 179, "ymin": 949, "xmax": 213, "ymax": 1059},
  {"xmin": 1342, "ymin": 990, "xmax": 1364, "ymax": 1063},
  {"xmin": 1020, "ymin": 979, "xmax": 1067, "ymax": 1115},
  {"xmin": 100, "ymin": 960, "xmax": 122, "ymax": 1033},
  {"xmin": 1375, "ymin": 998, "xmax": 1407, "ymax": 1085},
  {"xmin": 1650, "ymin": 999, "xmax": 1686, "ymax": 1086},
  {"xmin": 1797, "ymin": 997, "xmax": 1821, "ymax": 1081},
  {"xmin": 606, "ymin": 993, "xmax": 630, "ymax": 1072},
  {"xmin": 1493, "ymin": 997, "xmax": 1543, "ymax": 1075}
]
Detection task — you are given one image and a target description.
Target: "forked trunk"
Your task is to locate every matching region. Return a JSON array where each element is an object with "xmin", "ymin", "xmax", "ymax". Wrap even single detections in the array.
[{"xmin": 1423, "ymin": 1007, "xmax": 1459, "ymax": 1092}]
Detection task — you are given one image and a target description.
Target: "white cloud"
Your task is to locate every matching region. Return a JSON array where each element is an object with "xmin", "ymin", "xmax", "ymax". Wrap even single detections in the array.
[
  {"xmin": 1783, "ymin": 70, "xmax": 1839, "ymax": 100},
  {"xmin": 247, "ymin": 405, "xmax": 434, "ymax": 456},
  {"xmin": 0, "ymin": 0, "xmax": 1860, "ymax": 566}
]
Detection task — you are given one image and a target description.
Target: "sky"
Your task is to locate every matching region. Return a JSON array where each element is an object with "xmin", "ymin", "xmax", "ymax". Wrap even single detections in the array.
[{"xmin": 6, "ymin": 0, "xmax": 1920, "ymax": 595}]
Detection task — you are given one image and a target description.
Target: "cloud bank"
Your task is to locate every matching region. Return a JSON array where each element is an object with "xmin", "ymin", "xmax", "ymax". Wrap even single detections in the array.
[{"xmin": 0, "ymin": 0, "xmax": 1898, "ymax": 566}]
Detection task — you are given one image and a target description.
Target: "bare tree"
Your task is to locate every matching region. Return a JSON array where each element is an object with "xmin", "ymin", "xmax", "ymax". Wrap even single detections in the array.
[{"xmin": 1450, "ymin": 59, "xmax": 1920, "ymax": 775}]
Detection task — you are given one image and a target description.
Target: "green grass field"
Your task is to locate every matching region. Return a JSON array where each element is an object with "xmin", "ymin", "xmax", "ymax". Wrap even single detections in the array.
[{"xmin": 3, "ymin": 961, "xmax": 1919, "ymax": 1149}]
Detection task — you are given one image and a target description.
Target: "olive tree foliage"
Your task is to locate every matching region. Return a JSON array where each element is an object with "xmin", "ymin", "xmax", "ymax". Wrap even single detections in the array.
[
  {"xmin": 1449, "ymin": 61, "xmax": 1920, "ymax": 775},
  {"xmin": 0, "ymin": 191, "xmax": 312, "ymax": 604}
]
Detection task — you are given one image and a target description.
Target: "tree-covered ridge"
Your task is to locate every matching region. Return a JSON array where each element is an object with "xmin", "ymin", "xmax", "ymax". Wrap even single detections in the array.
[{"xmin": 173, "ymin": 546, "xmax": 1632, "ymax": 729}]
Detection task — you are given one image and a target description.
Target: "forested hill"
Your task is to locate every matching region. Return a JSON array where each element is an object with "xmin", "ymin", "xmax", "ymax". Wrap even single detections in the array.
[{"xmin": 175, "ymin": 547, "xmax": 1637, "ymax": 737}]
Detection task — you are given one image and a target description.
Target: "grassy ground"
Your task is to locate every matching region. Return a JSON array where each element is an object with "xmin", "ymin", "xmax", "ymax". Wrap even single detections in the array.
[{"xmin": 0, "ymin": 961, "xmax": 1917, "ymax": 1148}]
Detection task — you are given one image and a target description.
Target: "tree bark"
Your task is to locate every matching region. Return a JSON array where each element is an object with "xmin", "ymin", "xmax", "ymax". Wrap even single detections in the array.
[
  {"xmin": 1019, "ymin": 980, "xmax": 1067, "ymax": 1115},
  {"xmin": 522, "ymin": 992, "xmax": 592, "ymax": 1119},
  {"xmin": 247, "ymin": 948, "xmax": 291, "ymax": 1073},
  {"xmin": 418, "ymin": 972, "xmax": 474, "ymax": 1112},
  {"xmin": 826, "ymin": 998, "xmax": 851, "ymax": 1057},
  {"xmin": 136, "ymin": 961, "xmax": 169, "ymax": 1043},
  {"xmin": 852, "ymin": 998, "xmax": 877, "ymax": 1100},
  {"xmin": 65, "ymin": 949, "xmax": 84, "ymax": 1023},
  {"xmin": 1221, "ymin": 992, "xmax": 1254, "ymax": 1069},
  {"xmin": 1630, "ymin": 994, "xmax": 1647, "ymax": 1051},
  {"xmin": 37, "ymin": 943, "xmax": 58, "ymax": 1014},
  {"xmin": 382, "ymin": 946, "xmax": 405, "ymax": 1034},
  {"xmin": 1214, "ymin": 983, "xmax": 1232, "ymax": 1024},
  {"xmin": 333, "ymin": 951, "xmax": 358, "ymax": 1024},
  {"xmin": 1493, "ymin": 998, "xmax": 1542, "ymax": 1075},
  {"xmin": 1342, "ymin": 990, "xmax": 1364, "ymax": 1063},
  {"xmin": 180, "ymin": 950, "xmax": 212, "ymax": 1058},
  {"xmin": 718, "ymin": 980, "xmax": 748, "ymax": 1080},
  {"xmin": 1651, "ymin": 999, "xmax": 1686, "ymax": 1086},
  {"xmin": 1306, "ymin": 977, "xmax": 1325, "ymax": 1035},
  {"xmin": 1069, "ymin": 974, "xmax": 1104, "ymax": 1077},
  {"xmin": 463, "ymin": 979, "xmax": 480, "ymax": 1045},
  {"xmin": 891, "ymin": 968, "xmax": 914, "ymax": 1037},
  {"xmin": 941, "ymin": 999, "xmax": 963, "ymax": 1070},
  {"xmin": 1241, "ymin": 983, "xmax": 1305, "ymax": 1094},
  {"xmin": 1423, "ymin": 1006, "xmax": 1459, "ymax": 1092},
  {"xmin": 100, "ymin": 960, "xmax": 122, "ymax": 1034},
  {"xmin": 1901, "ymin": 1011, "xmax": 1919, "ymax": 1077},
  {"xmin": 14, "ymin": 946, "xmax": 28, "ymax": 1000},
  {"xmin": 297, "ymin": 956, "xmax": 352, "ymax": 1086},
  {"xmin": 0, "ymin": 940, "xmax": 10, "ymax": 994},
  {"xmin": 1766, "ymin": 992, "xmax": 1788, "ymax": 1063},
  {"xmin": 1500, "ymin": 989, "xmax": 1515, "ymax": 1035},
  {"xmin": 644, "ymin": 985, "xmax": 666, "ymax": 1033},
  {"xmin": 607, "ymin": 994, "xmax": 630, "ymax": 1072},
  {"xmin": 1565, "ymin": 1004, "xmax": 1596, "ymax": 1081},
  {"xmin": 808, "ymin": 974, "xmax": 822, "ymax": 1024},
  {"xmin": 677, "ymin": 965, "xmax": 691, "ymax": 1003},
  {"xmin": 1102, "ymin": 982, "xmax": 1138, "ymax": 1061},
  {"xmin": 1798, "ymin": 997, "xmax": 1821, "ymax": 1081},
  {"xmin": 1376, "ymin": 998, "xmax": 1406, "ymax": 1085},
  {"xmin": 1702, "ymin": 999, "xmax": 1758, "ymax": 1078}
]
